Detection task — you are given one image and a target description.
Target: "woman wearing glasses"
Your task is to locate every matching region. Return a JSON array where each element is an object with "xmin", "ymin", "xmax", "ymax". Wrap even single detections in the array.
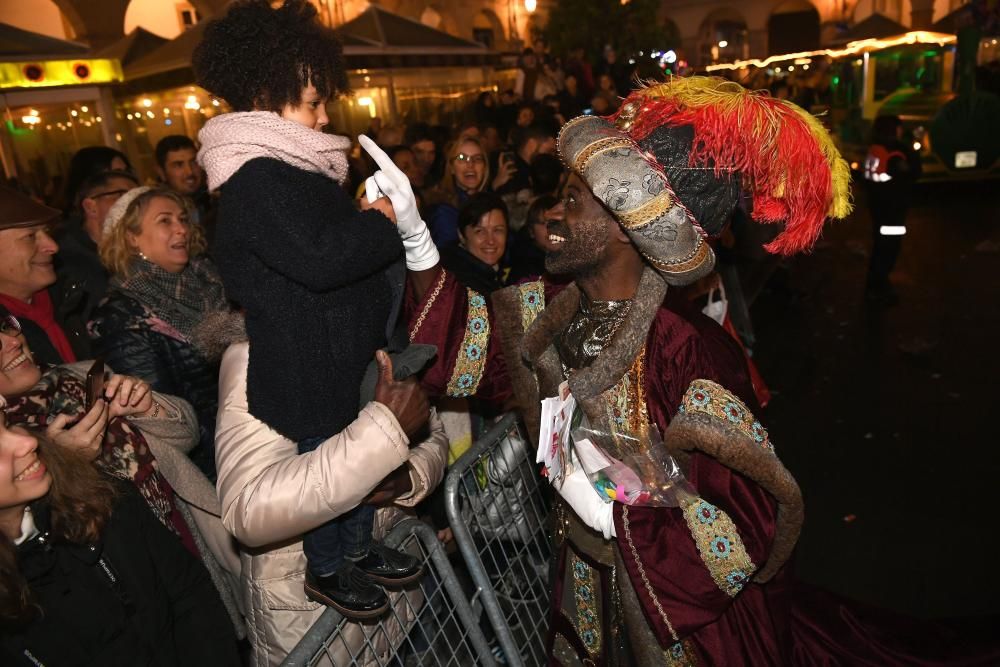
[
  {"xmin": 0, "ymin": 309, "xmax": 243, "ymax": 635},
  {"xmin": 426, "ymin": 137, "xmax": 492, "ymax": 248}
]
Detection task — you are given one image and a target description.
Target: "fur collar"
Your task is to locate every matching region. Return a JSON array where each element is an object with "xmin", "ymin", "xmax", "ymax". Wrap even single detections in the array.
[{"xmin": 522, "ymin": 267, "xmax": 667, "ymax": 401}]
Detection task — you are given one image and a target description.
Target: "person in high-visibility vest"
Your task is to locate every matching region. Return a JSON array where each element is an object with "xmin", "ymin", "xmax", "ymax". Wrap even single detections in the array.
[{"xmin": 863, "ymin": 115, "xmax": 921, "ymax": 303}]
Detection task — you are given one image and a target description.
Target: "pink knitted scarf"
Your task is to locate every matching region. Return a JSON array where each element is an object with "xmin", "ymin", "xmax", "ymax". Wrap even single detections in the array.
[{"xmin": 197, "ymin": 111, "xmax": 351, "ymax": 191}]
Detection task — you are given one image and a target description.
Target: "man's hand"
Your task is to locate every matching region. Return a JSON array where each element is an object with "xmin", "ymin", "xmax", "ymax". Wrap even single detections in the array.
[
  {"xmin": 373, "ymin": 350, "xmax": 430, "ymax": 439},
  {"xmin": 364, "ymin": 463, "xmax": 414, "ymax": 506},
  {"xmin": 45, "ymin": 400, "xmax": 109, "ymax": 460}
]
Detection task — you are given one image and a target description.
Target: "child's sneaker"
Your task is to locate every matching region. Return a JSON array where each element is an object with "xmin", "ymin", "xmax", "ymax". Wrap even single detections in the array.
[
  {"xmin": 354, "ymin": 543, "xmax": 423, "ymax": 587},
  {"xmin": 304, "ymin": 562, "xmax": 389, "ymax": 619}
]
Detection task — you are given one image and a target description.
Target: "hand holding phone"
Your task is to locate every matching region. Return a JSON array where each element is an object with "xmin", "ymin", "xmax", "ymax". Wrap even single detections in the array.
[{"xmin": 85, "ymin": 358, "xmax": 105, "ymax": 411}]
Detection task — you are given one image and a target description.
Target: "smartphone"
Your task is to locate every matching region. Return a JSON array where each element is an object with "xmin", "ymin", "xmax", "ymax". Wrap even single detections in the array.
[
  {"xmin": 85, "ymin": 358, "xmax": 105, "ymax": 411},
  {"xmin": 501, "ymin": 151, "xmax": 515, "ymax": 165}
]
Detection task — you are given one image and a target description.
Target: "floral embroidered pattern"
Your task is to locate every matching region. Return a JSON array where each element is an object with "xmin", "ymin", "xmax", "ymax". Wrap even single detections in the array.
[
  {"xmin": 678, "ymin": 379, "xmax": 774, "ymax": 453},
  {"xmin": 571, "ymin": 554, "xmax": 601, "ymax": 655},
  {"xmin": 682, "ymin": 497, "xmax": 757, "ymax": 597},
  {"xmin": 663, "ymin": 639, "xmax": 699, "ymax": 666},
  {"xmin": 446, "ymin": 288, "xmax": 491, "ymax": 397},
  {"xmin": 517, "ymin": 281, "xmax": 545, "ymax": 331},
  {"xmin": 601, "ymin": 344, "xmax": 648, "ymax": 437}
]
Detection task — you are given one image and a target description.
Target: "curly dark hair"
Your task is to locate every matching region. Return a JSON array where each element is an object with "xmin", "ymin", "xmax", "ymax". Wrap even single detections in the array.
[{"xmin": 192, "ymin": 0, "xmax": 350, "ymax": 112}]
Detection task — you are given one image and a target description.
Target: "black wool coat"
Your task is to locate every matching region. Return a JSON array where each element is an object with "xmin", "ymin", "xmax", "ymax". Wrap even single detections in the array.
[
  {"xmin": 1, "ymin": 487, "xmax": 240, "ymax": 667},
  {"xmin": 214, "ymin": 157, "xmax": 404, "ymax": 441}
]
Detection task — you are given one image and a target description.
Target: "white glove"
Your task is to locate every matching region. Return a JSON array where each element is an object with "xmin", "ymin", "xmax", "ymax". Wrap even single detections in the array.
[
  {"xmin": 358, "ymin": 135, "xmax": 439, "ymax": 271},
  {"xmin": 557, "ymin": 466, "xmax": 616, "ymax": 540}
]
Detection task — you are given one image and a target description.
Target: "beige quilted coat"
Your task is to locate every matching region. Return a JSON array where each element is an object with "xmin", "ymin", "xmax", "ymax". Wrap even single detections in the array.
[{"xmin": 215, "ymin": 342, "xmax": 448, "ymax": 666}]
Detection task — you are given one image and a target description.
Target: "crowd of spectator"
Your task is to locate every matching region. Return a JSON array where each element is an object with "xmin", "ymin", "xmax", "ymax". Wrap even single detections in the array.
[{"xmin": 0, "ymin": 2, "xmax": 792, "ymax": 663}]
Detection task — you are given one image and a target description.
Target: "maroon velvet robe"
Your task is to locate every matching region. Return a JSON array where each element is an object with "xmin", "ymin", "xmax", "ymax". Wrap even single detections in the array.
[{"xmin": 407, "ymin": 267, "xmax": 1000, "ymax": 666}]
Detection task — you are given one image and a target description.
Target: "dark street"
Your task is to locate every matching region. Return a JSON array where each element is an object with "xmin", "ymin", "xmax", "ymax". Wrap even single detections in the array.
[{"xmin": 754, "ymin": 179, "xmax": 1000, "ymax": 619}]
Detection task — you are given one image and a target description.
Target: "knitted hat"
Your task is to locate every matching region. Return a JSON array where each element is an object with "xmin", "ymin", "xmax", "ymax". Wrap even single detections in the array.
[
  {"xmin": 557, "ymin": 76, "xmax": 852, "ymax": 286},
  {"xmin": 102, "ymin": 186, "xmax": 152, "ymax": 239},
  {"xmin": 0, "ymin": 185, "xmax": 60, "ymax": 231}
]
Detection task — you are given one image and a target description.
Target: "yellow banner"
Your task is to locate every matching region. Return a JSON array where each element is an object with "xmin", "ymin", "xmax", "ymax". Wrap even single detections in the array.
[{"xmin": 0, "ymin": 59, "xmax": 123, "ymax": 90}]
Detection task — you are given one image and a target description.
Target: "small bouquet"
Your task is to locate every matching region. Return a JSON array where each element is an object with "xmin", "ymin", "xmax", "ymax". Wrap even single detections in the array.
[{"xmin": 570, "ymin": 423, "xmax": 693, "ymax": 507}]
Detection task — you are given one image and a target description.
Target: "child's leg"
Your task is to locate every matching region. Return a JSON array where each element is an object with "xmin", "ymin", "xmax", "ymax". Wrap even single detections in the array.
[
  {"xmin": 297, "ymin": 436, "xmax": 351, "ymax": 576},
  {"xmin": 339, "ymin": 503, "xmax": 377, "ymax": 562}
]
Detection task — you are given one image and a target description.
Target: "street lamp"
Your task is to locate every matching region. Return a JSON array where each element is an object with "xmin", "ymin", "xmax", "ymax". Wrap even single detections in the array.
[
  {"xmin": 524, "ymin": 0, "xmax": 536, "ymax": 12},
  {"xmin": 718, "ymin": 40, "xmax": 728, "ymax": 48}
]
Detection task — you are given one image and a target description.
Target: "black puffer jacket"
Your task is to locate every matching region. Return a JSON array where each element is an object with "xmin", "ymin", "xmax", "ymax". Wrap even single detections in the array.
[
  {"xmin": 1, "ymin": 487, "xmax": 240, "ymax": 667},
  {"xmin": 88, "ymin": 291, "xmax": 219, "ymax": 478}
]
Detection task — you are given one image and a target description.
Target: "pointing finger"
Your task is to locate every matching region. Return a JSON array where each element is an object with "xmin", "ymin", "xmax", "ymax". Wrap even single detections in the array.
[{"xmin": 358, "ymin": 135, "xmax": 397, "ymax": 175}]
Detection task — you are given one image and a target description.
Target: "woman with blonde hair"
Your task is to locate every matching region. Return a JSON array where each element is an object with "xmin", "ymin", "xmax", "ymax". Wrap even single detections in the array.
[
  {"xmin": 89, "ymin": 187, "xmax": 230, "ymax": 479},
  {"xmin": 426, "ymin": 136, "xmax": 492, "ymax": 247}
]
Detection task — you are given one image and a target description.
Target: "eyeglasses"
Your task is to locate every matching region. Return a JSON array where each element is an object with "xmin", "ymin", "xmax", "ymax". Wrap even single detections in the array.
[
  {"xmin": 454, "ymin": 153, "xmax": 485, "ymax": 165},
  {"xmin": 89, "ymin": 189, "xmax": 130, "ymax": 200},
  {"xmin": 0, "ymin": 315, "xmax": 22, "ymax": 337}
]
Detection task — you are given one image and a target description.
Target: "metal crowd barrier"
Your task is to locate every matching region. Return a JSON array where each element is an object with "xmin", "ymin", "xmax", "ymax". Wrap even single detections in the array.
[
  {"xmin": 444, "ymin": 413, "xmax": 553, "ymax": 667},
  {"xmin": 281, "ymin": 518, "xmax": 494, "ymax": 666}
]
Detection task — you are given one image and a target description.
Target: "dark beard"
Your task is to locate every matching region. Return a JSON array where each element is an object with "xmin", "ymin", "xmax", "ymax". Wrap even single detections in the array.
[{"xmin": 545, "ymin": 215, "xmax": 609, "ymax": 277}]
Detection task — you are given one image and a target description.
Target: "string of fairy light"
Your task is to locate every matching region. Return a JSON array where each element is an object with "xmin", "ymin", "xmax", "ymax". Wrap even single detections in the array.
[{"xmin": 705, "ymin": 31, "xmax": 957, "ymax": 72}]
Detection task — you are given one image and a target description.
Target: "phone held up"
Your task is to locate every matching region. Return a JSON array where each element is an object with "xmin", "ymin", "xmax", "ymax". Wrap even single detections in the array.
[{"xmin": 85, "ymin": 358, "xmax": 106, "ymax": 411}]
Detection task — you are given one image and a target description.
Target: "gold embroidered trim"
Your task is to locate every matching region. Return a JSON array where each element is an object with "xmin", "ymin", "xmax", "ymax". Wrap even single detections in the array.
[
  {"xmin": 409, "ymin": 268, "xmax": 448, "ymax": 341},
  {"xmin": 678, "ymin": 379, "xmax": 773, "ymax": 453},
  {"xmin": 643, "ymin": 239, "xmax": 711, "ymax": 275},
  {"xmin": 445, "ymin": 288, "xmax": 490, "ymax": 397},
  {"xmin": 517, "ymin": 281, "xmax": 546, "ymax": 332},
  {"xmin": 570, "ymin": 554, "xmax": 602, "ymax": 655},
  {"xmin": 621, "ymin": 505, "xmax": 680, "ymax": 643},
  {"xmin": 663, "ymin": 639, "xmax": 699, "ymax": 666},
  {"xmin": 682, "ymin": 497, "xmax": 757, "ymax": 597},
  {"xmin": 616, "ymin": 190, "xmax": 674, "ymax": 230},
  {"xmin": 574, "ymin": 136, "xmax": 633, "ymax": 174},
  {"xmin": 602, "ymin": 344, "xmax": 648, "ymax": 438}
]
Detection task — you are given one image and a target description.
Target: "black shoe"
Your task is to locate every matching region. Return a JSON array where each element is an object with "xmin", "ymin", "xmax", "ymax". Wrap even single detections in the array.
[
  {"xmin": 354, "ymin": 544, "xmax": 423, "ymax": 587},
  {"xmin": 304, "ymin": 562, "xmax": 389, "ymax": 620}
]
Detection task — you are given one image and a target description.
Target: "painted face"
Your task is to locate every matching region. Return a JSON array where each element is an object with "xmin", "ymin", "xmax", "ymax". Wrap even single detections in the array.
[
  {"xmin": 0, "ymin": 411, "xmax": 51, "ymax": 537},
  {"xmin": 530, "ymin": 200, "xmax": 564, "ymax": 254},
  {"xmin": 0, "ymin": 317, "xmax": 41, "ymax": 397},
  {"xmin": 545, "ymin": 173, "xmax": 615, "ymax": 277},
  {"xmin": 128, "ymin": 196, "xmax": 191, "ymax": 274},
  {"xmin": 280, "ymin": 83, "xmax": 330, "ymax": 131},
  {"xmin": 461, "ymin": 208, "xmax": 508, "ymax": 267},
  {"xmin": 160, "ymin": 147, "xmax": 204, "ymax": 196},
  {"xmin": 453, "ymin": 141, "xmax": 486, "ymax": 194},
  {"xmin": 0, "ymin": 224, "xmax": 59, "ymax": 302}
]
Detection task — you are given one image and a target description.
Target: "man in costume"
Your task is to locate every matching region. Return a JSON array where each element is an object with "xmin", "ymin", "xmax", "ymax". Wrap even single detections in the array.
[
  {"xmin": 358, "ymin": 76, "xmax": 850, "ymax": 665},
  {"xmin": 366, "ymin": 78, "xmax": 993, "ymax": 665}
]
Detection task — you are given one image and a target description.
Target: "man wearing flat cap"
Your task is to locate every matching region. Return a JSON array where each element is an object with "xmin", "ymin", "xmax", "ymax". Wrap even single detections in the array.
[
  {"xmin": 365, "ymin": 76, "xmax": 857, "ymax": 664},
  {"xmin": 0, "ymin": 185, "xmax": 89, "ymax": 365}
]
